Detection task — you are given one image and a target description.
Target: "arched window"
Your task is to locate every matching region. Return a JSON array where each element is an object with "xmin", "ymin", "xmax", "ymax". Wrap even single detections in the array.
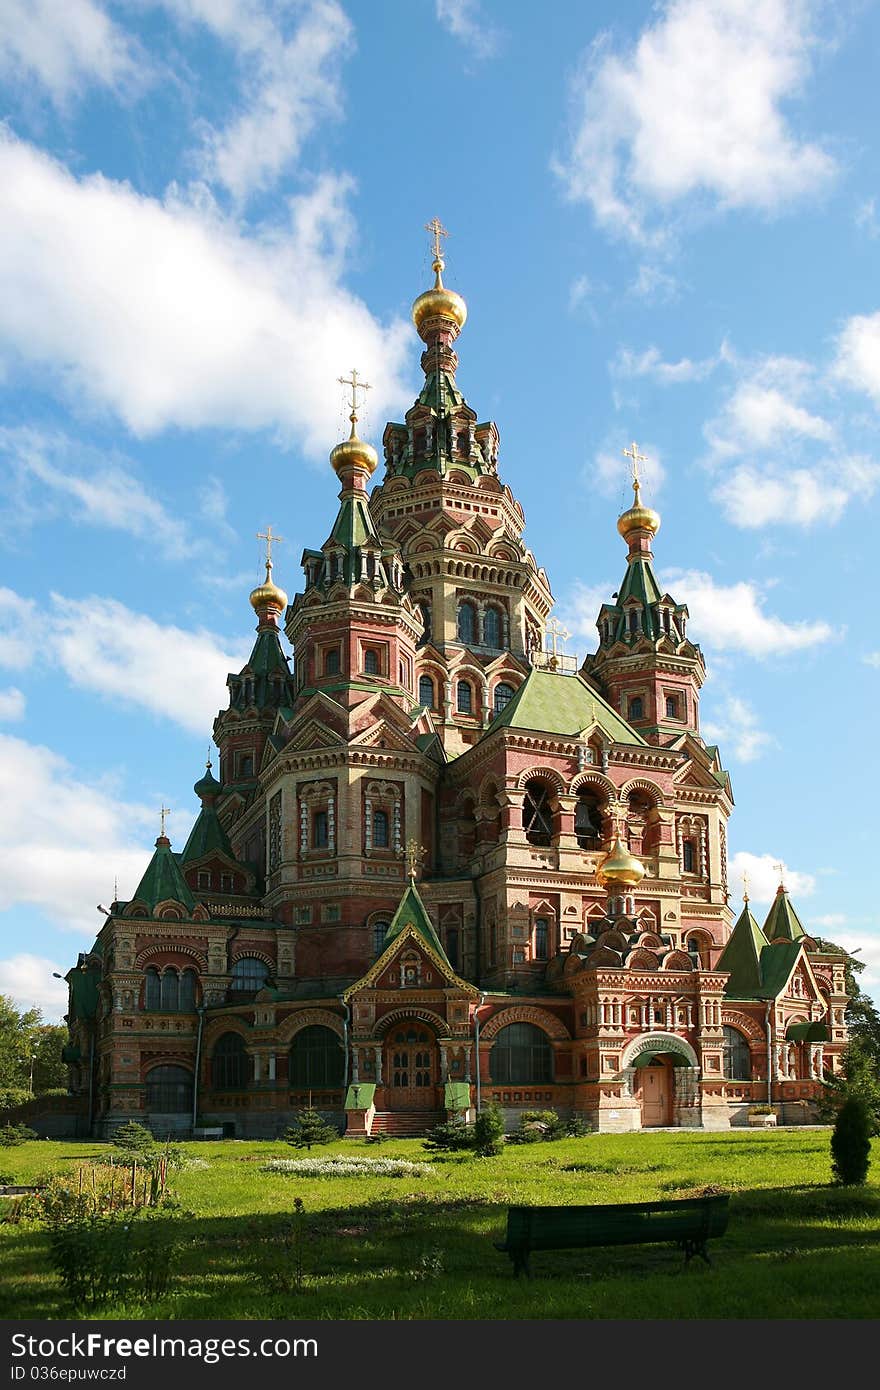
[
  {"xmin": 231, "ymin": 958, "xmax": 269, "ymax": 993},
  {"xmin": 629, "ymin": 696, "xmax": 643, "ymax": 721},
  {"xmin": 373, "ymin": 809, "xmax": 389, "ymax": 848},
  {"xmin": 682, "ymin": 839, "xmax": 696, "ymax": 873},
  {"xmin": 575, "ymin": 792, "xmax": 602, "ymax": 849},
  {"xmin": 523, "ymin": 779, "xmax": 553, "ymax": 846},
  {"xmin": 534, "ymin": 918, "xmax": 549, "ymax": 960},
  {"xmin": 178, "ymin": 969, "xmax": 197, "ymax": 1011},
  {"xmin": 313, "ymin": 810, "xmax": 329, "ymax": 849},
  {"xmin": 419, "ymin": 674, "xmax": 435, "ymax": 708},
  {"xmin": 364, "ymin": 649, "xmax": 379, "ymax": 675},
  {"xmin": 144, "ymin": 968, "xmax": 160, "ymax": 1011},
  {"xmin": 457, "ymin": 680, "xmax": 473, "ymax": 714},
  {"xmin": 160, "ymin": 968, "xmax": 178, "ymax": 1012},
  {"xmin": 484, "ymin": 607, "xmax": 500, "ymax": 648},
  {"xmin": 372, "ymin": 921, "xmax": 389, "ymax": 956},
  {"xmin": 289, "ymin": 1026, "xmax": 344, "ymax": 1088},
  {"xmin": 212, "ymin": 1032, "xmax": 249, "ymax": 1090},
  {"xmin": 490, "ymin": 1023, "xmax": 553, "ymax": 1084},
  {"xmin": 457, "ymin": 602, "xmax": 475, "ymax": 644},
  {"xmin": 493, "ymin": 682, "xmax": 514, "ymax": 714},
  {"xmin": 722, "ymin": 1026, "xmax": 752, "ymax": 1081},
  {"xmin": 145, "ymin": 1065, "xmax": 192, "ymax": 1113}
]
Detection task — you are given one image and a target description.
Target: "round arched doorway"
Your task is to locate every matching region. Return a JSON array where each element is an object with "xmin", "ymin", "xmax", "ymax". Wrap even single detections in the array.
[
  {"xmin": 632, "ymin": 1050, "xmax": 690, "ymax": 1127},
  {"xmin": 385, "ymin": 1021, "xmax": 439, "ymax": 1110}
]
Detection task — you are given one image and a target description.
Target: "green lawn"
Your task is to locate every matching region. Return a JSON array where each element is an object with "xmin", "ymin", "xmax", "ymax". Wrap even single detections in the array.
[{"xmin": 2, "ymin": 1129, "xmax": 879, "ymax": 1320}]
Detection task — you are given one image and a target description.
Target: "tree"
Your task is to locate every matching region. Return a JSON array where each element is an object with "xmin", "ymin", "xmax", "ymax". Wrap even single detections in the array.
[
  {"xmin": 284, "ymin": 1109, "xmax": 339, "ymax": 1150},
  {"xmin": 473, "ymin": 1103, "xmax": 505, "ymax": 1156},
  {"xmin": 831, "ymin": 1095, "xmax": 872, "ymax": 1185},
  {"xmin": 815, "ymin": 941, "xmax": 880, "ymax": 1130},
  {"xmin": 0, "ymin": 995, "xmax": 41, "ymax": 1091},
  {"xmin": 32, "ymin": 1025, "xmax": 69, "ymax": 1094}
]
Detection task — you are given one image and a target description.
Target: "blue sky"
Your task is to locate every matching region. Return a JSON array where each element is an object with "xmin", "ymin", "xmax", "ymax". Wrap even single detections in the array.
[{"xmin": 0, "ymin": 0, "xmax": 877, "ymax": 1020}]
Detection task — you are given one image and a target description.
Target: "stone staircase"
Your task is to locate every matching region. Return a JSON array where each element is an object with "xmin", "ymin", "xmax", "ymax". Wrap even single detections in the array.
[{"xmin": 369, "ymin": 1110, "xmax": 443, "ymax": 1138}]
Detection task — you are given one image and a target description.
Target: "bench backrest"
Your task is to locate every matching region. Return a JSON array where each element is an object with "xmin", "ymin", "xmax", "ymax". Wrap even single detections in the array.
[{"xmin": 505, "ymin": 1195, "xmax": 729, "ymax": 1251}]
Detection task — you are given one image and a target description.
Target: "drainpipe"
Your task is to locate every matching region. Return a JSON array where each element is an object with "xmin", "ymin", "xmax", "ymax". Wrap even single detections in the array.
[
  {"xmin": 192, "ymin": 1003, "xmax": 206, "ymax": 1132},
  {"xmin": 474, "ymin": 993, "xmax": 485, "ymax": 1113},
  {"xmin": 764, "ymin": 1001, "xmax": 773, "ymax": 1106},
  {"xmin": 339, "ymin": 997, "xmax": 350, "ymax": 1093}
]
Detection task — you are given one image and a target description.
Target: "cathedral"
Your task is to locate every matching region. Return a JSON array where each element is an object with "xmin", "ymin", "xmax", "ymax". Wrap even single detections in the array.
[{"xmin": 62, "ymin": 228, "xmax": 849, "ymax": 1137}]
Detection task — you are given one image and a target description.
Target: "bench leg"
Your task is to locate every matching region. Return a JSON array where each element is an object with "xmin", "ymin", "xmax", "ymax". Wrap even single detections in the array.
[
  {"xmin": 511, "ymin": 1251, "xmax": 531, "ymax": 1279},
  {"xmin": 681, "ymin": 1238, "xmax": 711, "ymax": 1267}
]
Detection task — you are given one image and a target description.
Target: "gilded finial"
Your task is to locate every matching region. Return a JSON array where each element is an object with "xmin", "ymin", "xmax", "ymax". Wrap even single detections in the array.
[
  {"xmin": 774, "ymin": 861, "xmax": 786, "ymax": 892},
  {"xmin": 425, "ymin": 216, "xmax": 449, "ymax": 285},
  {"xmin": 617, "ymin": 440, "xmax": 660, "ymax": 542},
  {"xmin": 622, "ymin": 441, "xmax": 648, "ymax": 503},
  {"xmin": 338, "ymin": 367, "xmax": 372, "ymax": 438},
  {"xmin": 250, "ymin": 526, "xmax": 288, "ymax": 615},
  {"xmin": 159, "ymin": 803, "xmax": 170, "ymax": 838},
  {"xmin": 742, "ymin": 869, "xmax": 749, "ymax": 904},
  {"xmin": 413, "ymin": 218, "xmax": 467, "ymax": 337},
  {"xmin": 402, "ymin": 838, "xmax": 425, "ymax": 881}
]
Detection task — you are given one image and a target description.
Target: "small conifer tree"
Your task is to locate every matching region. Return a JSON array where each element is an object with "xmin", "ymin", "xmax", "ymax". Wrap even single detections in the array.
[
  {"xmin": 831, "ymin": 1094, "xmax": 872, "ymax": 1185},
  {"xmin": 110, "ymin": 1121, "xmax": 155, "ymax": 1157},
  {"xmin": 473, "ymin": 1102, "xmax": 505, "ymax": 1156},
  {"xmin": 284, "ymin": 1108, "xmax": 339, "ymax": 1151}
]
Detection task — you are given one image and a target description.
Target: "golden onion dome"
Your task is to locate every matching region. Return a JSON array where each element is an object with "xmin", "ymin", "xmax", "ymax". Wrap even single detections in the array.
[
  {"xmin": 596, "ymin": 833, "xmax": 646, "ymax": 887},
  {"xmin": 617, "ymin": 479, "xmax": 660, "ymax": 541},
  {"xmin": 249, "ymin": 562, "xmax": 288, "ymax": 614},
  {"xmin": 330, "ymin": 423, "xmax": 379, "ymax": 479},
  {"xmin": 412, "ymin": 258, "xmax": 467, "ymax": 337}
]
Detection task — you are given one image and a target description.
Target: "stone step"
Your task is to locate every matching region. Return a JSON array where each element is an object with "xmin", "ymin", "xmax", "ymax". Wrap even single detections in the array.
[{"xmin": 370, "ymin": 1111, "xmax": 443, "ymax": 1137}]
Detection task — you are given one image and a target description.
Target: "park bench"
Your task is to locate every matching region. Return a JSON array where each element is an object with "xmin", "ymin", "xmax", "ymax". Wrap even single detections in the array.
[{"xmin": 495, "ymin": 1193, "xmax": 729, "ymax": 1278}]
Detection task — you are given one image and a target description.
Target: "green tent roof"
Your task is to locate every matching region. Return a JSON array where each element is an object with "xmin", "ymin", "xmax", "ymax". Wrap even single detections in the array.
[
  {"xmin": 132, "ymin": 837, "xmax": 195, "ymax": 912},
  {"xmin": 762, "ymin": 888, "xmax": 807, "ymax": 943},
  {"xmin": 383, "ymin": 880, "xmax": 449, "ymax": 963},
  {"xmin": 487, "ymin": 668, "xmax": 646, "ymax": 745},
  {"xmin": 180, "ymin": 805, "xmax": 234, "ymax": 866},
  {"xmin": 716, "ymin": 905, "xmax": 768, "ymax": 998}
]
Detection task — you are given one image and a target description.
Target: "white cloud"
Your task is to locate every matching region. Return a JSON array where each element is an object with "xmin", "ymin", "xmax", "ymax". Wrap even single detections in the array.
[
  {"xmin": 0, "ymin": 687, "xmax": 25, "ymax": 722},
  {"xmin": 812, "ymin": 913, "xmax": 846, "ymax": 928},
  {"xmin": 49, "ymin": 594, "xmax": 250, "ymax": 736},
  {"xmin": 0, "ymin": 733, "xmax": 164, "ymax": 936},
  {"xmin": 0, "ymin": 953, "xmax": 70, "ymax": 1021},
  {"xmin": 834, "ymin": 310, "xmax": 880, "ymax": 403},
  {"xmin": 855, "ymin": 198, "xmax": 879, "ymax": 239},
  {"xmin": 628, "ymin": 263, "xmax": 679, "ymax": 302},
  {"xmin": 714, "ymin": 459, "xmax": 879, "ymax": 528},
  {"xmin": 662, "ymin": 568, "xmax": 833, "ymax": 657},
  {"xmin": 701, "ymin": 694, "xmax": 773, "ymax": 762},
  {"xmin": 569, "ymin": 274, "xmax": 594, "ymax": 310},
  {"xmin": 435, "ymin": 0, "xmax": 498, "ymax": 58},
  {"xmin": 0, "ymin": 0, "xmax": 140, "ymax": 105},
  {"xmin": 0, "ymin": 427, "xmax": 190, "ymax": 558},
  {"xmin": 730, "ymin": 851, "xmax": 815, "ymax": 904},
  {"xmin": 556, "ymin": 0, "xmax": 835, "ymax": 241},
  {"xmin": 612, "ymin": 345, "xmax": 717, "ymax": 384},
  {"xmin": 708, "ymin": 379, "xmax": 833, "ymax": 456},
  {"xmin": 0, "ymin": 589, "xmax": 38, "ymax": 670},
  {"xmin": 591, "ymin": 441, "xmax": 666, "ymax": 498},
  {"xmin": 0, "ymin": 131, "xmax": 411, "ymax": 454},
  {"xmin": 864, "ymin": 652, "xmax": 880, "ymax": 669},
  {"xmin": 162, "ymin": 0, "xmax": 354, "ymax": 201},
  {"xmin": 831, "ymin": 928, "xmax": 880, "ymax": 998}
]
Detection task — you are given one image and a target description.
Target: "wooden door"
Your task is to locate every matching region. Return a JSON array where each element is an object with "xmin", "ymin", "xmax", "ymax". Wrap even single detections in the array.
[
  {"xmin": 386, "ymin": 1027, "xmax": 436, "ymax": 1110},
  {"xmin": 638, "ymin": 1059, "xmax": 670, "ymax": 1127}
]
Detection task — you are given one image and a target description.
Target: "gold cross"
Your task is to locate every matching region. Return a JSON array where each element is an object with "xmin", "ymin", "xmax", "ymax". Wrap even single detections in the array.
[
  {"xmin": 425, "ymin": 217, "xmax": 449, "ymax": 264},
  {"xmin": 256, "ymin": 525, "xmax": 284, "ymax": 569},
  {"xmin": 774, "ymin": 861, "xmax": 786, "ymax": 889},
  {"xmin": 338, "ymin": 368, "xmax": 372, "ymax": 429},
  {"xmin": 622, "ymin": 441, "xmax": 648, "ymax": 498},
  {"xmin": 404, "ymin": 838, "xmax": 425, "ymax": 881},
  {"xmin": 742, "ymin": 869, "xmax": 749, "ymax": 904},
  {"xmin": 546, "ymin": 616, "xmax": 571, "ymax": 659},
  {"xmin": 159, "ymin": 804, "xmax": 170, "ymax": 837}
]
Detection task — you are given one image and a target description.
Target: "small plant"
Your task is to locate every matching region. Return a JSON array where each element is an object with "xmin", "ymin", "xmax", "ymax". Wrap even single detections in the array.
[
  {"xmin": 0, "ymin": 1123, "xmax": 37, "ymax": 1147},
  {"xmin": 831, "ymin": 1094, "xmax": 872, "ymax": 1186},
  {"xmin": 110, "ymin": 1121, "xmax": 155, "ymax": 1157},
  {"xmin": 750, "ymin": 1104, "xmax": 774, "ymax": 1115},
  {"xmin": 283, "ymin": 1108, "xmax": 340, "ymax": 1150},
  {"xmin": 473, "ymin": 1103, "xmax": 505, "ymax": 1157},
  {"xmin": 423, "ymin": 1118, "xmax": 474, "ymax": 1153},
  {"xmin": 411, "ymin": 1246, "xmax": 444, "ymax": 1280},
  {"xmin": 263, "ymin": 1155, "xmax": 431, "ymax": 1178},
  {"xmin": 47, "ymin": 1208, "xmax": 179, "ymax": 1309}
]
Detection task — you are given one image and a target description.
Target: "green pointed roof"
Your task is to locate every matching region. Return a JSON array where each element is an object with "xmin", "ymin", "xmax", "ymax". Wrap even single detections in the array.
[
  {"xmin": 383, "ymin": 880, "xmax": 448, "ymax": 963},
  {"xmin": 329, "ymin": 491, "xmax": 377, "ymax": 554},
  {"xmin": 762, "ymin": 886, "xmax": 807, "ymax": 943},
  {"xmin": 487, "ymin": 668, "xmax": 646, "ymax": 745},
  {"xmin": 229, "ymin": 625, "xmax": 296, "ymax": 713},
  {"xmin": 180, "ymin": 806, "xmax": 233, "ymax": 866},
  {"xmin": 132, "ymin": 836, "xmax": 195, "ymax": 912},
  {"xmin": 716, "ymin": 904, "xmax": 768, "ymax": 997},
  {"xmin": 757, "ymin": 941, "xmax": 803, "ymax": 998}
]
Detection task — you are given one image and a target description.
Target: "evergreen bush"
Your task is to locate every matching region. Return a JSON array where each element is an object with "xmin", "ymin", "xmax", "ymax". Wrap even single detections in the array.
[
  {"xmin": 831, "ymin": 1094, "xmax": 872, "ymax": 1186},
  {"xmin": 473, "ymin": 1103, "xmax": 505, "ymax": 1156},
  {"xmin": 0, "ymin": 1123, "xmax": 37, "ymax": 1147},
  {"xmin": 110, "ymin": 1122, "xmax": 155, "ymax": 1157},
  {"xmin": 423, "ymin": 1117, "xmax": 474, "ymax": 1152},
  {"xmin": 283, "ymin": 1109, "xmax": 339, "ymax": 1150}
]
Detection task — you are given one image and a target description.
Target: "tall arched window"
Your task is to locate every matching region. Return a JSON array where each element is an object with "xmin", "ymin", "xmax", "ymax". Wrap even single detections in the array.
[
  {"xmin": 418, "ymin": 674, "xmax": 435, "ymax": 708},
  {"xmin": 212, "ymin": 1032, "xmax": 249, "ymax": 1089},
  {"xmin": 534, "ymin": 918, "xmax": 549, "ymax": 960},
  {"xmin": 484, "ymin": 607, "xmax": 500, "ymax": 648},
  {"xmin": 372, "ymin": 921, "xmax": 389, "ymax": 956},
  {"xmin": 372, "ymin": 809, "xmax": 389, "ymax": 848},
  {"xmin": 160, "ymin": 968, "xmax": 178, "ymax": 1012},
  {"xmin": 145, "ymin": 1065, "xmax": 192, "ymax": 1113},
  {"xmin": 289, "ymin": 1026, "xmax": 344, "ymax": 1088},
  {"xmin": 144, "ymin": 968, "xmax": 160, "ymax": 1011},
  {"xmin": 490, "ymin": 1023, "xmax": 553, "ymax": 1083},
  {"xmin": 523, "ymin": 779, "xmax": 553, "ymax": 846},
  {"xmin": 178, "ymin": 969, "xmax": 197, "ymax": 1011},
  {"xmin": 231, "ymin": 958, "xmax": 269, "ymax": 993},
  {"xmin": 575, "ymin": 792, "xmax": 602, "ymax": 849},
  {"xmin": 457, "ymin": 602, "xmax": 475, "ymax": 644},
  {"xmin": 457, "ymin": 680, "xmax": 473, "ymax": 714},
  {"xmin": 629, "ymin": 696, "xmax": 643, "ymax": 721},
  {"xmin": 682, "ymin": 839, "xmax": 696, "ymax": 873},
  {"xmin": 493, "ymin": 682, "xmax": 514, "ymax": 714},
  {"xmin": 722, "ymin": 1026, "xmax": 752, "ymax": 1081}
]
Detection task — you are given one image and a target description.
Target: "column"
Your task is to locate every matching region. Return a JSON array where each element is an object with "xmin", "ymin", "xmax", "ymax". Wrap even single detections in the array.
[
  {"xmin": 253, "ymin": 1054, "xmax": 262, "ymax": 1083},
  {"xmin": 375, "ymin": 1045, "xmax": 383, "ymax": 1085},
  {"xmin": 268, "ymin": 1054, "xmax": 276, "ymax": 1081}
]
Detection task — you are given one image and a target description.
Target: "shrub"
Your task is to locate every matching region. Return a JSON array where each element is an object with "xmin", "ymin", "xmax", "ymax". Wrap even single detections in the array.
[
  {"xmin": 47, "ymin": 1208, "xmax": 179, "ymax": 1309},
  {"xmin": 0, "ymin": 1088, "xmax": 31, "ymax": 1113},
  {"xmin": 263, "ymin": 1155, "xmax": 430, "ymax": 1179},
  {"xmin": 110, "ymin": 1122, "xmax": 155, "ymax": 1157},
  {"xmin": 283, "ymin": 1109, "xmax": 339, "ymax": 1150},
  {"xmin": 423, "ymin": 1118, "xmax": 474, "ymax": 1153},
  {"xmin": 473, "ymin": 1103, "xmax": 504, "ymax": 1157},
  {"xmin": 831, "ymin": 1095, "xmax": 872, "ymax": 1186},
  {"xmin": 0, "ymin": 1124, "xmax": 37, "ymax": 1147}
]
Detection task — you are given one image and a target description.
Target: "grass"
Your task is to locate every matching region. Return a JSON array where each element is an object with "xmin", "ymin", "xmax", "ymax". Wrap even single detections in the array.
[{"xmin": 1, "ymin": 1129, "xmax": 879, "ymax": 1320}]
